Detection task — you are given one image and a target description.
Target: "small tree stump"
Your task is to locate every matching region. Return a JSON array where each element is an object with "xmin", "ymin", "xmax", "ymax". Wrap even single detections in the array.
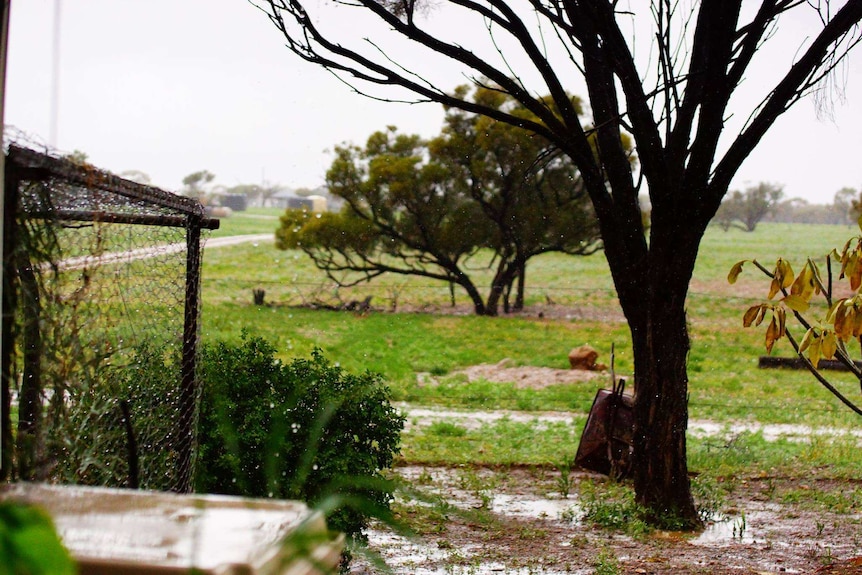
[{"xmin": 568, "ymin": 345, "xmax": 607, "ymax": 371}]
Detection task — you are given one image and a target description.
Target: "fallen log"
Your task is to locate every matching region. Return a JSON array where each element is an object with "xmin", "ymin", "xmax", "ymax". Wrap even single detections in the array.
[{"xmin": 758, "ymin": 356, "xmax": 862, "ymax": 371}]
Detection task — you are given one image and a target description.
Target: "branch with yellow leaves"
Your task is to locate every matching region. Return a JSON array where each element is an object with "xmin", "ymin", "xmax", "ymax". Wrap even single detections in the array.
[{"xmin": 728, "ymin": 235, "xmax": 862, "ymax": 417}]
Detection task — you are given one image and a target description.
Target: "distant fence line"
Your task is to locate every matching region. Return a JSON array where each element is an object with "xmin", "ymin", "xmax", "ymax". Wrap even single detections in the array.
[{"xmin": 214, "ymin": 277, "xmax": 765, "ymax": 311}]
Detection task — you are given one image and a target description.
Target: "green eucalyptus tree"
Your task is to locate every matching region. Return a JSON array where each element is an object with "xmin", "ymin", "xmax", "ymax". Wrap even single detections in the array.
[{"xmin": 277, "ymin": 88, "xmax": 602, "ymax": 316}]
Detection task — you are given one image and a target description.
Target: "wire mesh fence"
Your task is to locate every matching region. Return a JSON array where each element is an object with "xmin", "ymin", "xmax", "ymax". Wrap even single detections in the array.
[{"xmin": 1, "ymin": 141, "xmax": 218, "ymax": 492}]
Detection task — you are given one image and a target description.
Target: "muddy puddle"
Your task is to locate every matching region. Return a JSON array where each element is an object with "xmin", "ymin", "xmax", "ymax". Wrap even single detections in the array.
[
  {"xmin": 349, "ymin": 465, "xmax": 862, "ymax": 575},
  {"xmin": 401, "ymin": 404, "xmax": 862, "ymax": 444},
  {"xmin": 362, "ymin": 408, "xmax": 862, "ymax": 573}
]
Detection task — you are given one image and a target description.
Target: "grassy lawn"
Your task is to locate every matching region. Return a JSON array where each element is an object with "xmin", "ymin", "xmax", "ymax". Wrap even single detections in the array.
[{"xmin": 201, "ymin": 213, "xmax": 862, "ymax": 476}]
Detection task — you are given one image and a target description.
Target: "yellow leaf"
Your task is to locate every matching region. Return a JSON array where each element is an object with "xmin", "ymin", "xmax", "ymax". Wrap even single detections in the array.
[
  {"xmin": 809, "ymin": 260, "xmax": 823, "ymax": 294},
  {"xmin": 777, "ymin": 307, "xmax": 786, "ymax": 338},
  {"xmin": 853, "ymin": 308, "xmax": 862, "ymax": 338},
  {"xmin": 845, "ymin": 251, "xmax": 858, "ymax": 283},
  {"xmin": 827, "ymin": 299, "xmax": 845, "ymax": 323},
  {"xmin": 822, "ymin": 331, "xmax": 838, "ymax": 360},
  {"xmin": 852, "ymin": 265, "xmax": 862, "ymax": 292},
  {"xmin": 755, "ymin": 305, "xmax": 768, "ymax": 327},
  {"xmin": 789, "ymin": 269, "xmax": 805, "ymax": 296},
  {"xmin": 728, "ymin": 260, "xmax": 746, "ymax": 284},
  {"xmin": 781, "ymin": 294, "xmax": 809, "ymax": 312},
  {"xmin": 809, "ymin": 336, "xmax": 822, "ymax": 368},
  {"xmin": 833, "ymin": 304, "xmax": 851, "ymax": 340},
  {"xmin": 768, "ymin": 277, "xmax": 781, "ymax": 300},
  {"xmin": 857, "ymin": 210, "xmax": 862, "ymax": 233},
  {"xmin": 839, "ymin": 245, "xmax": 854, "ymax": 279},
  {"xmin": 765, "ymin": 317, "xmax": 779, "ymax": 354},
  {"xmin": 799, "ymin": 328, "xmax": 815, "ymax": 353},
  {"xmin": 743, "ymin": 305, "xmax": 761, "ymax": 327},
  {"xmin": 779, "ymin": 259, "xmax": 795, "ymax": 288},
  {"xmin": 790, "ymin": 263, "xmax": 818, "ymax": 300}
]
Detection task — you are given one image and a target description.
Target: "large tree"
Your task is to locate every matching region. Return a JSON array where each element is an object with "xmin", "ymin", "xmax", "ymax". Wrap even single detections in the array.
[
  {"xmin": 255, "ymin": 0, "xmax": 862, "ymax": 526},
  {"xmin": 715, "ymin": 182, "xmax": 784, "ymax": 232},
  {"xmin": 278, "ymin": 89, "xmax": 603, "ymax": 315},
  {"xmin": 181, "ymin": 170, "xmax": 215, "ymax": 202}
]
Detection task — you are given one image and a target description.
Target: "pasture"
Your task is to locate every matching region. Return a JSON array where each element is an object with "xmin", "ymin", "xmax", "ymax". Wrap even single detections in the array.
[
  {"xmin": 202, "ymin": 211, "xmax": 860, "ymax": 430},
  {"xmin": 200, "ymin": 210, "xmax": 862, "ymax": 573}
]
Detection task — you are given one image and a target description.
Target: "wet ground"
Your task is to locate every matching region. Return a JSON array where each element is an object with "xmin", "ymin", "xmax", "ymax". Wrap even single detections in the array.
[
  {"xmin": 349, "ymin": 465, "xmax": 862, "ymax": 575},
  {"xmin": 348, "ymin": 402, "xmax": 862, "ymax": 574}
]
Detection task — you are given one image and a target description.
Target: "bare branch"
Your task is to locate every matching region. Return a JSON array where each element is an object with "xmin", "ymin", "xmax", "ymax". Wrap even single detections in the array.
[{"xmin": 713, "ymin": 0, "xmax": 862, "ymax": 196}]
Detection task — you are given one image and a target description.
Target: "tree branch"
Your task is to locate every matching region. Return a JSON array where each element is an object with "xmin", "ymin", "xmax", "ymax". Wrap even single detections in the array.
[{"xmin": 712, "ymin": 0, "xmax": 862, "ymax": 196}]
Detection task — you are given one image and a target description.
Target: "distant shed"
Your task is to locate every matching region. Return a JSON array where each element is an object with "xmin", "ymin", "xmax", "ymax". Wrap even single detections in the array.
[
  {"xmin": 273, "ymin": 191, "xmax": 328, "ymax": 212},
  {"xmin": 307, "ymin": 194, "xmax": 328, "ymax": 212}
]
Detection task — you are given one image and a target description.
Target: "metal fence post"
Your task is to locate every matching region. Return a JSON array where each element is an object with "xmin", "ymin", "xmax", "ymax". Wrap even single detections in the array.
[{"xmin": 176, "ymin": 215, "xmax": 202, "ymax": 493}]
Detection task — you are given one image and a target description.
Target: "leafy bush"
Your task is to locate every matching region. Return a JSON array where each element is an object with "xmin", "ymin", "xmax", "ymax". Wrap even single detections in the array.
[
  {"xmin": 44, "ymin": 332, "xmax": 404, "ymax": 554},
  {"xmin": 47, "ymin": 342, "xmax": 182, "ymax": 491},
  {"xmin": 195, "ymin": 334, "xmax": 405, "ymax": 543}
]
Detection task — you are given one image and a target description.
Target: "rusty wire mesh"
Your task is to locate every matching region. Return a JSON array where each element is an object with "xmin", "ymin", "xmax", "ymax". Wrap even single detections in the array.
[{"xmin": 1, "ymin": 139, "xmax": 217, "ymax": 492}]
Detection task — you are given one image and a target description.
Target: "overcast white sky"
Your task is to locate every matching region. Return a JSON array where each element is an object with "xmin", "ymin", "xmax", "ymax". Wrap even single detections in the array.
[{"xmin": 5, "ymin": 0, "xmax": 862, "ymax": 204}]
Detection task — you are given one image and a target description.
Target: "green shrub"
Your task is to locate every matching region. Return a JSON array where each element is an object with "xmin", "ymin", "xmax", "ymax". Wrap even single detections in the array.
[
  {"xmin": 195, "ymin": 334, "xmax": 405, "ymax": 543},
  {"xmin": 47, "ymin": 342, "xmax": 182, "ymax": 491}
]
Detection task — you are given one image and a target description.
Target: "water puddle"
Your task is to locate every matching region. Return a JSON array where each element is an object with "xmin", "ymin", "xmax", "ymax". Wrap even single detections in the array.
[
  {"xmin": 689, "ymin": 421, "xmax": 862, "ymax": 443},
  {"xmin": 491, "ymin": 493, "xmax": 579, "ymax": 522},
  {"xmin": 355, "ymin": 528, "xmax": 587, "ymax": 575},
  {"xmin": 401, "ymin": 406, "xmax": 577, "ymax": 432},
  {"xmin": 401, "ymin": 405, "xmax": 862, "ymax": 444},
  {"xmin": 690, "ymin": 515, "xmax": 757, "ymax": 546}
]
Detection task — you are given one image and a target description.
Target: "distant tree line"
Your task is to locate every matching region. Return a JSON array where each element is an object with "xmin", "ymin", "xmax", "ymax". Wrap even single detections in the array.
[
  {"xmin": 715, "ymin": 183, "xmax": 861, "ymax": 231},
  {"xmin": 766, "ymin": 186, "xmax": 861, "ymax": 225}
]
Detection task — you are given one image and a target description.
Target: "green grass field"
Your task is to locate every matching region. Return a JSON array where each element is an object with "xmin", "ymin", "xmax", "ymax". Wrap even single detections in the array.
[{"xmin": 201, "ymin": 210, "xmax": 862, "ymax": 473}]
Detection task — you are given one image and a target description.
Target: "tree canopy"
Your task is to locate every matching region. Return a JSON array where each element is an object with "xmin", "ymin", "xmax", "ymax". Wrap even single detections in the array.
[
  {"xmin": 181, "ymin": 170, "xmax": 215, "ymax": 202},
  {"xmin": 715, "ymin": 182, "xmax": 784, "ymax": 232},
  {"xmin": 255, "ymin": 0, "xmax": 862, "ymax": 526},
  {"xmin": 277, "ymin": 87, "xmax": 604, "ymax": 316}
]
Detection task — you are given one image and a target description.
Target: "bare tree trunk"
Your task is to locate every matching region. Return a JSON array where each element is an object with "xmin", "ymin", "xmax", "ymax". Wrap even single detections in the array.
[
  {"xmin": 503, "ymin": 280, "xmax": 512, "ymax": 314},
  {"xmin": 483, "ymin": 259, "xmax": 509, "ymax": 317},
  {"xmin": 502, "ymin": 260, "xmax": 526, "ymax": 313},
  {"xmin": 485, "ymin": 258, "xmax": 521, "ymax": 317},
  {"xmin": 514, "ymin": 263, "xmax": 526, "ymax": 311},
  {"xmin": 629, "ymin": 287, "xmax": 699, "ymax": 526},
  {"xmin": 459, "ymin": 279, "xmax": 488, "ymax": 316},
  {"xmin": 602, "ymin": 205, "xmax": 703, "ymax": 528}
]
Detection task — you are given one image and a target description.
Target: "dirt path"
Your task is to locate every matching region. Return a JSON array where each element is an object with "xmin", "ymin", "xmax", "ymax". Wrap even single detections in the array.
[{"xmin": 55, "ymin": 233, "xmax": 272, "ymax": 271}]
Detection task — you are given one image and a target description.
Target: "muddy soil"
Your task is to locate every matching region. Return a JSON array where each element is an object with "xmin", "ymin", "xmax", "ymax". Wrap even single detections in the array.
[
  {"xmin": 350, "ymin": 465, "xmax": 862, "ymax": 575},
  {"xmin": 358, "ymin": 355, "xmax": 860, "ymax": 575}
]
